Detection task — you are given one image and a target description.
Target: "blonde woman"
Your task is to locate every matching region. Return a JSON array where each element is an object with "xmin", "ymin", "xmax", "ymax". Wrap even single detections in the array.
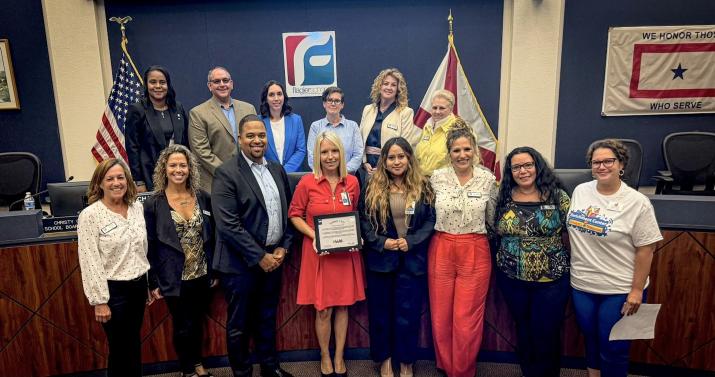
[
  {"xmin": 359, "ymin": 137, "xmax": 436, "ymax": 377},
  {"xmin": 289, "ymin": 131, "xmax": 366, "ymax": 377},
  {"xmin": 359, "ymin": 68, "xmax": 421, "ymax": 176},
  {"xmin": 414, "ymin": 89, "xmax": 460, "ymax": 176}
]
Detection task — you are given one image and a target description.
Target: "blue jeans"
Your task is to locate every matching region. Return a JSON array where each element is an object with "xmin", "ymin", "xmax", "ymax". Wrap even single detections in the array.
[{"xmin": 572, "ymin": 288, "xmax": 646, "ymax": 377}]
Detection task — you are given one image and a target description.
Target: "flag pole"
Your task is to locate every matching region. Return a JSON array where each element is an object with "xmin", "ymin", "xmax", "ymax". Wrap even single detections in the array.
[
  {"xmin": 448, "ymin": 9, "xmax": 454, "ymax": 45},
  {"xmin": 109, "ymin": 16, "xmax": 143, "ymax": 85}
]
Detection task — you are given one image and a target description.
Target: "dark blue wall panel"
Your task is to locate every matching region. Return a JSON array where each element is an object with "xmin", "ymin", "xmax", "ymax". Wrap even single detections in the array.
[
  {"xmin": 0, "ymin": 0, "xmax": 64, "ymax": 189},
  {"xmin": 556, "ymin": 1, "xmax": 715, "ymax": 185},
  {"xmin": 103, "ymin": 0, "xmax": 503, "ymax": 152}
]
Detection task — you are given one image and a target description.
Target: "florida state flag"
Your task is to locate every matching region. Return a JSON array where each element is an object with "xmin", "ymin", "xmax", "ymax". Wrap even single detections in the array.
[{"xmin": 414, "ymin": 35, "xmax": 500, "ymax": 180}]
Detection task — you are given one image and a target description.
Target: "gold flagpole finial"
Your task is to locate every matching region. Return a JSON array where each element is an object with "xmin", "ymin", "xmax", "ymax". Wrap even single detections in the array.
[
  {"xmin": 109, "ymin": 16, "xmax": 133, "ymax": 41},
  {"xmin": 448, "ymin": 9, "xmax": 454, "ymax": 43}
]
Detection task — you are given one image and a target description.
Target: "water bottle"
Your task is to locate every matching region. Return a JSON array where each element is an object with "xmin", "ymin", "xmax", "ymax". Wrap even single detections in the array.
[{"xmin": 23, "ymin": 192, "xmax": 35, "ymax": 211}]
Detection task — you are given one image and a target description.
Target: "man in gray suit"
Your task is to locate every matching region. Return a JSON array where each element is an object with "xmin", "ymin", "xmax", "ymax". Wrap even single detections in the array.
[{"xmin": 189, "ymin": 66, "xmax": 257, "ymax": 192}]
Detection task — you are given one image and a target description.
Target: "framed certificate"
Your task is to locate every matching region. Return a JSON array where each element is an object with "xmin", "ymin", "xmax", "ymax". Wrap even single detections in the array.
[{"xmin": 314, "ymin": 211, "xmax": 362, "ymax": 253}]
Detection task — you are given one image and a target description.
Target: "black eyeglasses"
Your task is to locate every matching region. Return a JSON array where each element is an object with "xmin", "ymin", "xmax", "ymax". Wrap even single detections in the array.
[
  {"xmin": 325, "ymin": 98, "xmax": 343, "ymax": 105},
  {"xmin": 511, "ymin": 162, "xmax": 535, "ymax": 172},
  {"xmin": 589, "ymin": 158, "xmax": 617, "ymax": 168}
]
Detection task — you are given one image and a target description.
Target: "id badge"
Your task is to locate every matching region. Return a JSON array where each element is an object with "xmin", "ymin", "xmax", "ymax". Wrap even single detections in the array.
[
  {"xmin": 541, "ymin": 204, "xmax": 556, "ymax": 210},
  {"xmin": 405, "ymin": 202, "xmax": 416, "ymax": 215},
  {"xmin": 202, "ymin": 210, "xmax": 211, "ymax": 216},
  {"xmin": 386, "ymin": 123, "xmax": 398, "ymax": 131},
  {"xmin": 101, "ymin": 222, "xmax": 118, "ymax": 235},
  {"xmin": 341, "ymin": 191, "xmax": 351, "ymax": 206},
  {"xmin": 467, "ymin": 191, "xmax": 481, "ymax": 198},
  {"xmin": 606, "ymin": 201, "xmax": 622, "ymax": 212}
]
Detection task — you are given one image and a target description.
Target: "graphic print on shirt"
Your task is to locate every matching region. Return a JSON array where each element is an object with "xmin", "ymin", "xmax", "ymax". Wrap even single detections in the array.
[{"xmin": 567, "ymin": 206, "xmax": 613, "ymax": 237}]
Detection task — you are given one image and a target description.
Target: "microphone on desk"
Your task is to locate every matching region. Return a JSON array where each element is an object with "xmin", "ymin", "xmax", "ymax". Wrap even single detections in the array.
[{"xmin": 9, "ymin": 176, "xmax": 75, "ymax": 210}]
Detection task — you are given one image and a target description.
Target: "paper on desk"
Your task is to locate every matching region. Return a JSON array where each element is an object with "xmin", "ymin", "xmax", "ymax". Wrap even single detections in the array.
[{"xmin": 609, "ymin": 304, "xmax": 661, "ymax": 341}]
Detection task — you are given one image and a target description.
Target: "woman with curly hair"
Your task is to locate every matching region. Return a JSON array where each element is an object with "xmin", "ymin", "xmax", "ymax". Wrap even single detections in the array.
[
  {"xmin": 143, "ymin": 144, "xmax": 216, "ymax": 377},
  {"xmin": 494, "ymin": 146, "xmax": 571, "ymax": 377},
  {"xmin": 359, "ymin": 68, "xmax": 421, "ymax": 177},
  {"xmin": 428, "ymin": 124, "xmax": 497, "ymax": 377},
  {"xmin": 359, "ymin": 137, "xmax": 436, "ymax": 377}
]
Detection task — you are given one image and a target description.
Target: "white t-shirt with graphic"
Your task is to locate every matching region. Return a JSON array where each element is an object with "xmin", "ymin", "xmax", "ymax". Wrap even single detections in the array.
[{"xmin": 567, "ymin": 180, "xmax": 662, "ymax": 294}]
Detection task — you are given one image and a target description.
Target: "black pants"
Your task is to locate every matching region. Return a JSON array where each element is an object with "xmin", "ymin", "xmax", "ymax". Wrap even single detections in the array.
[
  {"xmin": 165, "ymin": 275, "xmax": 211, "ymax": 374},
  {"xmin": 103, "ymin": 276, "xmax": 148, "ymax": 377},
  {"xmin": 497, "ymin": 271, "xmax": 570, "ymax": 377},
  {"xmin": 220, "ymin": 266, "xmax": 282, "ymax": 377},
  {"xmin": 366, "ymin": 267, "xmax": 427, "ymax": 364}
]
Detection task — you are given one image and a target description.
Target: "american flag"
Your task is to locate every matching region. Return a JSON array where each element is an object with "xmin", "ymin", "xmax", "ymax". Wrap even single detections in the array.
[{"xmin": 91, "ymin": 52, "xmax": 142, "ymax": 162}]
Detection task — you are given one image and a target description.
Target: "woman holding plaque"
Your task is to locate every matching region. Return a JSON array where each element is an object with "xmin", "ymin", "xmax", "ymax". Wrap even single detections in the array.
[
  {"xmin": 359, "ymin": 137, "xmax": 435, "ymax": 377},
  {"xmin": 428, "ymin": 124, "xmax": 498, "ymax": 377},
  {"xmin": 289, "ymin": 131, "xmax": 366, "ymax": 377}
]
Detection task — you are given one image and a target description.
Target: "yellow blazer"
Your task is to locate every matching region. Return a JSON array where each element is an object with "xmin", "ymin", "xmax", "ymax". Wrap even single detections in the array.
[{"xmin": 359, "ymin": 104, "xmax": 421, "ymax": 163}]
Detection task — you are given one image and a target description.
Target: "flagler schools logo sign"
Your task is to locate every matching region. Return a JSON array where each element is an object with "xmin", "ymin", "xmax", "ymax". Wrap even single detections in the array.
[{"xmin": 282, "ymin": 31, "xmax": 337, "ymax": 98}]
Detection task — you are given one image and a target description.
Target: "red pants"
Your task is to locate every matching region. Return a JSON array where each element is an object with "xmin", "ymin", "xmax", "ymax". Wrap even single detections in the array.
[{"xmin": 428, "ymin": 232, "xmax": 491, "ymax": 377}]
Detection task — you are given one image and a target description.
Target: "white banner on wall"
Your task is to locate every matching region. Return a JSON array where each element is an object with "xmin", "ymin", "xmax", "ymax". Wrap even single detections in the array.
[
  {"xmin": 282, "ymin": 31, "xmax": 337, "ymax": 98},
  {"xmin": 602, "ymin": 25, "xmax": 715, "ymax": 116}
]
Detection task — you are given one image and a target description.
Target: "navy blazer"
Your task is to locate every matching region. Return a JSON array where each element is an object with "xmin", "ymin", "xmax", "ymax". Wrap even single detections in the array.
[
  {"xmin": 261, "ymin": 113, "xmax": 307, "ymax": 173},
  {"xmin": 211, "ymin": 154, "xmax": 295, "ymax": 274},
  {"xmin": 126, "ymin": 99, "xmax": 189, "ymax": 190},
  {"xmin": 359, "ymin": 189, "xmax": 436, "ymax": 275},
  {"xmin": 144, "ymin": 190, "xmax": 215, "ymax": 297}
]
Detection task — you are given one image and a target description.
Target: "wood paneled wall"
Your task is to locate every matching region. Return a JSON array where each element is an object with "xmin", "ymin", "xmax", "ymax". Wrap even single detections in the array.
[{"xmin": 0, "ymin": 230, "xmax": 712, "ymax": 376}]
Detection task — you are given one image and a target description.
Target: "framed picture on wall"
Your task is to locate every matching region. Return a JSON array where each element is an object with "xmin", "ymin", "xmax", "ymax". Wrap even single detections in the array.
[{"xmin": 0, "ymin": 39, "xmax": 20, "ymax": 110}]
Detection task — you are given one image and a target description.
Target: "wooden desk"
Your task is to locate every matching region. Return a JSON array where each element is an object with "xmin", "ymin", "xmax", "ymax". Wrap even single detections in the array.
[{"xmin": 0, "ymin": 229, "xmax": 712, "ymax": 376}]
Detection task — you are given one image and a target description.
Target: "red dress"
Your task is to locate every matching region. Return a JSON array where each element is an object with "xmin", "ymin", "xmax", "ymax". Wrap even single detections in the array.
[{"xmin": 288, "ymin": 174, "xmax": 366, "ymax": 311}]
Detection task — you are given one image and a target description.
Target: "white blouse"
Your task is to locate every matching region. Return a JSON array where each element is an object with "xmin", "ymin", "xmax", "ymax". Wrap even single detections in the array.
[
  {"xmin": 270, "ymin": 116, "xmax": 286, "ymax": 163},
  {"xmin": 77, "ymin": 200, "xmax": 150, "ymax": 305},
  {"xmin": 430, "ymin": 165, "xmax": 498, "ymax": 234}
]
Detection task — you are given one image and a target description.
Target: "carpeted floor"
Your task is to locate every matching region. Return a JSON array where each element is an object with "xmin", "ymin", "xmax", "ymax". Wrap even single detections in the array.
[{"xmin": 147, "ymin": 360, "xmax": 648, "ymax": 377}]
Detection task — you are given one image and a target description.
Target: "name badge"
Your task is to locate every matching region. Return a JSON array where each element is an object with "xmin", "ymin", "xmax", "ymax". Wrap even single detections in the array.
[
  {"xmin": 341, "ymin": 191, "xmax": 351, "ymax": 206},
  {"xmin": 405, "ymin": 202, "xmax": 416, "ymax": 215},
  {"xmin": 386, "ymin": 123, "xmax": 398, "ymax": 131},
  {"xmin": 422, "ymin": 135, "xmax": 430, "ymax": 141},
  {"xmin": 541, "ymin": 204, "xmax": 556, "ymax": 210},
  {"xmin": 101, "ymin": 222, "xmax": 118, "ymax": 235},
  {"xmin": 467, "ymin": 191, "xmax": 481, "ymax": 198},
  {"xmin": 202, "ymin": 210, "xmax": 211, "ymax": 216},
  {"xmin": 606, "ymin": 201, "xmax": 622, "ymax": 212}
]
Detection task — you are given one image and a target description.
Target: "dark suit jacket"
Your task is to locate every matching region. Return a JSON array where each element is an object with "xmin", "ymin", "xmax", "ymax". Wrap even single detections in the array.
[
  {"xmin": 359, "ymin": 190, "xmax": 436, "ymax": 275},
  {"xmin": 144, "ymin": 190, "xmax": 215, "ymax": 296},
  {"xmin": 125, "ymin": 99, "xmax": 189, "ymax": 190},
  {"xmin": 261, "ymin": 113, "xmax": 307, "ymax": 173},
  {"xmin": 211, "ymin": 153, "xmax": 294, "ymax": 274}
]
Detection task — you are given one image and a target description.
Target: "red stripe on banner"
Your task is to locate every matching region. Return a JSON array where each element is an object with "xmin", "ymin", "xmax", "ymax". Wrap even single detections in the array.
[
  {"xmin": 91, "ymin": 147, "xmax": 103, "ymax": 163},
  {"xmin": 630, "ymin": 42, "xmax": 715, "ymax": 98},
  {"xmin": 414, "ymin": 107, "xmax": 431, "ymax": 128},
  {"xmin": 445, "ymin": 46, "xmax": 458, "ymax": 113},
  {"xmin": 285, "ymin": 35, "xmax": 307, "ymax": 86}
]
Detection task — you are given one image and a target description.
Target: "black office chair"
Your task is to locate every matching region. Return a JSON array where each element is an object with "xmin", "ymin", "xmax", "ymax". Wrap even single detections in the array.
[
  {"xmin": 617, "ymin": 139, "xmax": 643, "ymax": 189},
  {"xmin": 0, "ymin": 152, "xmax": 43, "ymax": 210},
  {"xmin": 553, "ymin": 169, "xmax": 593, "ymax": 197},
  {"xmin": 653, "ymin": 132, "xmax": 715, "ymax": 195}
]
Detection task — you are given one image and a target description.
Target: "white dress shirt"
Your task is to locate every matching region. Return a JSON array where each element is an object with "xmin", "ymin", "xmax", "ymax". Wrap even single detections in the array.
[
  {"xmin": 270, "ymin": 116, "xmax": 286, "ymax": 163},
  {"xmin": 77, "ymin": 200, "xmax": 150, "ymax": 305},
  {"xmin": 430, "ymin": 165, "xmax": 498, "ymax": 234},
  {"xmin": 242, "ymin": 151, "xmax": 283, "ymax": 246}
]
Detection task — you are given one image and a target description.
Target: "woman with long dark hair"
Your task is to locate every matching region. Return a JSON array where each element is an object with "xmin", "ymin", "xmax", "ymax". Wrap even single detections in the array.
[
  {"xmin": 259, "ymin": 80, "xmax": 307, "ymax": 172},
  {"xmin": 359, "ymin": 137, "xmax": 435, "ymax": 377},
  {"xmin": 125, "ymin": 65, "xmax": 189, "ymax": 192},
  {"xmin": 494, "ymin": 146, "xmax": 571, "ymax": 377}
]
